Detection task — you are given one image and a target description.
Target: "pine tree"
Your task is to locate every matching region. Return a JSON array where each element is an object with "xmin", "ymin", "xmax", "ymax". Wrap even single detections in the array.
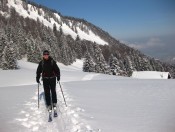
[
  {"xmin": 142, "ymin": 57, "xmax": 152, "ymax": 71},
  {"xmin": 76, "ymin": 35, "xmax": 80, "ymax": 41},
  {"xmin": 59, "ymin": 26, "xmax": 63, "ymax": 35},
  {"xmin": 93, "ymin": 45, "xmax": 109, "ymax": 74},
  {"xmin": 26, "ymin": 34, "xmax": 41, "ymax": 63},
  {"xmin": 83, "ymin": 52, "xmax": 95, "ymax": 72},
  {"xmin": 59, "ymin": 35, "xmax": 70, "ymax": 65},
  {"xmin": 74, "ymin": 40, "xmax": 83, "ymax": 59},
  {"xmin": 109, "ymin": 54, "xmax": 121, "ymax": 75},
  {"xmin": 14, "ymin": 25, "xmax": 27, "ymax": 59},
  {"xmin": 2, "ymin": 41, "xmax": 18, "ymax": 70},
  {"xmin": 0, "ymin": 30, "xmax": 7, "ymax": 68}
]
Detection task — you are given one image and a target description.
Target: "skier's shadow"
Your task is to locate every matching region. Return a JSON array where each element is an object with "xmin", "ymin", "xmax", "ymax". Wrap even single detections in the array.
[
  {"xmin": 39, "ymin": 92, "xmax": 47, "ymax": 107},
  {"xmin": 39, "ymin": 91, "xmax": 54, "ymax": 108}
]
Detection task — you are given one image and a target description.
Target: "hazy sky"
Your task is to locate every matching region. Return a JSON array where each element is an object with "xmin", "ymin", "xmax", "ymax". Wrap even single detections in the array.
[{"xmin": 33, "ymin": 0, "xmax": 175, "ymax": 59}]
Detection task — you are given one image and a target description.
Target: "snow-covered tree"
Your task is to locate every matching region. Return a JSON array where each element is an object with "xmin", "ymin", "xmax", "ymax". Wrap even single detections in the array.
[
  {"xmin": 76, "ymin": 35, "xmax": 80, "ymax": 41},
  {"xmin": 26, "ymin": 34, "xmax": 41, "ymax": 63},
  {"xmin": 59, "ymin": 35, "xmax": 72, "ymax": 65},
  {"xmin": 1, "ymin": 41, "xmax": 18, "ymax": 70},
  {"xmin": 109, "ymin": 54, "xmax": 121, "ymax": 75},
  {"xmin": 83, "ymin": 52, "xmax": 95, "ymax": 72},
  {"xmin": 94, "ymin": 45, "xmax": 109, "ymax": 74},
  {"xmin": 0, "ymin": 30, "xmax": 7, "ymax": 68}
]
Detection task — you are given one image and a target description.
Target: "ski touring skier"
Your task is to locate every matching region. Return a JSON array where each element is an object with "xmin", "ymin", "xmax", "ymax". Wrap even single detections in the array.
[{"xmin": 36, "ymin": 50, "xmax": 60, "ymax": 122}]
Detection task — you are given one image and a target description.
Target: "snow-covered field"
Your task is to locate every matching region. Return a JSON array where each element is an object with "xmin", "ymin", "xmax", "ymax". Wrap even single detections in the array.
[
  {"xmin": 0, "ymin": 59, "xmax": 175, "ymax": 132},
  {"xmin": 132, "ymin": 71, "xmax": 171, "ymax": 79}
]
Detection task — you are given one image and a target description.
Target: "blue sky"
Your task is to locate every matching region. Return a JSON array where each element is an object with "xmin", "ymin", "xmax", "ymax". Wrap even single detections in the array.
[{"xmin": 33, "ymin": 0, "xmax": 175, "ymax": 59}]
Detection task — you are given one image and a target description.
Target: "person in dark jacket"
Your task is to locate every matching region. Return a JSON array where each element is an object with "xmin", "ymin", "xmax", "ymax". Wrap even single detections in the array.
[{"xmin": 36, "ymin": 50, "xmax": 60, "ymax": 112}]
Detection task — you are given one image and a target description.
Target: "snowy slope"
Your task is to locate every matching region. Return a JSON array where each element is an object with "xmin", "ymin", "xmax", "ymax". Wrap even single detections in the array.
[
  {"xmin": 132, "ymin": 71, "xmax": 170, "ymax": 79},
  {"xmin": 3, "ymin": 0, "xmax": 108, "ymax": 45},
  {"xmin": 0, "ymin": 60, "xmax": 175, "ymax": 132}
]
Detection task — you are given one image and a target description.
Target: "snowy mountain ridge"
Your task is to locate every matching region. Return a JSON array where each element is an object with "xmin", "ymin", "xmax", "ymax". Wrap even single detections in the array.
[
  {"xmin": 1, "ymin": 0, "xmax": 108, "ymax": 45},
  {"xmin": 0, "ymin": 0, "xmax": 175, "ymax": 78}
]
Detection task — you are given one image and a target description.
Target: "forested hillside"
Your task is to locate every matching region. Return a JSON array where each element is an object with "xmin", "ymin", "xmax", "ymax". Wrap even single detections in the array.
[{"xmin": 0, "ymin": 0, "xmax": 174, "ymax": 78}]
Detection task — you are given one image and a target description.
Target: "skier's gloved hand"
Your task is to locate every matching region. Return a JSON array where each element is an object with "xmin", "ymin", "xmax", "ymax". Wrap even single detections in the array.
[
  {"xmin": 36, "ymin": 77, "xmax": 40, "ymax": 83},
  {"xmin": 57, "ymin": 76, "xmax": 60, "ymax": 81}
]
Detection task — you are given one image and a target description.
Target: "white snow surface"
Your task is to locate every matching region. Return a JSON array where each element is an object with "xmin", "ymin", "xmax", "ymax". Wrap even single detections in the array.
[
  {"xmin": 6, "ymin": 0, "xmax": 108, "ymax": 45},
  {"xmin": 0, "ymin": 59, "xmax": 175, "ymax": 132},
  {"xmin": 132, "ymin": 71, "xmax": 170, "ymax": 79}
]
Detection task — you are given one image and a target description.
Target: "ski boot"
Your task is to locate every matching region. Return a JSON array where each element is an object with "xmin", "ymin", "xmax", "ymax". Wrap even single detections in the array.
[
  {"xmin": 47, "ymin": 105, "xmax": 52, "ymax": 122},
  {"xmin": 53, "ymin": 103, "xmax": 58, "ymax": 117}
]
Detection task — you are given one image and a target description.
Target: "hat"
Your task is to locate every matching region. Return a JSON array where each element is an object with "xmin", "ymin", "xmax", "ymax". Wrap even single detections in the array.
[{"xmin": 43, "ymin": 50, "xmax": 49, "ymax": 55}]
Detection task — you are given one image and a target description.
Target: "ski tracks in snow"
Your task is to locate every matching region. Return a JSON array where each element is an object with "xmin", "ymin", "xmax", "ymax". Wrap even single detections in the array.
[
  {"xmin": 60, "ymin": 84, "xmax": 100, "ymax": 132},
  {"xmin": 15, "ymin": 88, "xmax": 66, "ymax": 132},
  {"xmin": 14, "ymin": 83, "xmax": 98, "ymax": 132}
]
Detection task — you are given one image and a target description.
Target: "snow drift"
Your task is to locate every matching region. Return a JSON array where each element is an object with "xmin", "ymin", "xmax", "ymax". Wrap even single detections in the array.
[{"xmin": 132, "ymin": 71, "xmax": 171, "ymax": 79}]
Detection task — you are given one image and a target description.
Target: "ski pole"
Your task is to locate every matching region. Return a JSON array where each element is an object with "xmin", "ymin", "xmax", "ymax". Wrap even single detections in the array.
[
  {"xmin": 58, "ymin": 81, "xmax": 67, "ymax": 107},
  {"xmin": 38, "ymin": 83, "xmax": 39, "ymax": 109}
]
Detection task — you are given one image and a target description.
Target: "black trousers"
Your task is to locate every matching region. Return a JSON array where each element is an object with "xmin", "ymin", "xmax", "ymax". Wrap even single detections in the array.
[{"xmin": 43, "ymin": 77, "xmax": 57, "ymax": 107}]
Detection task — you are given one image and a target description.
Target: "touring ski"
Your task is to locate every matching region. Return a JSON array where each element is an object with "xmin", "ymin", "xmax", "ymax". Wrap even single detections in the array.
[
  {"xmin": 48, "ymin": 110, "xmax": 52, "ymax": 122},
  {"xmin": 53, "ymin": 107, "xmax": 58, "ymax": 117}
]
